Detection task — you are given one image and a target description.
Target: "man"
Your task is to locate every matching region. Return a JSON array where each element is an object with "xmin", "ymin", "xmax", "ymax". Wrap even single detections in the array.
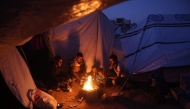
[
  {"xmin": 106, "ymin": 54, "xmax": 122, "ymax": 86},
  {"xmin": 68, "ymin": 52, "xmax": 86, "ymax": 83},
  {"xmin": 44, "ymin": 55, "xmax": 71, "ymax": 91}
]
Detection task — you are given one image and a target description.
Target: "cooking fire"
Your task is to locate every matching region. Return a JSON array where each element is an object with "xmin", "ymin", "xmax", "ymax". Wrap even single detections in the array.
[{"xmin": 79, "ymin": 76, "xmax": 99, "ymax": 100}]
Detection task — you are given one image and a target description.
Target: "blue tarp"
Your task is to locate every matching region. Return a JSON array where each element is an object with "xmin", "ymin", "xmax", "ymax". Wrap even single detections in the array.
[{"xmin": 120, "ymin": 14, "xmax": 190, "ymax": 74}]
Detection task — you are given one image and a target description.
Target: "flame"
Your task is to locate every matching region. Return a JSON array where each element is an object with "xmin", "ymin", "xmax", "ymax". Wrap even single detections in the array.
[{"xmin": 82, "ymin": 76, "xmax": 94, "ymax": 91}]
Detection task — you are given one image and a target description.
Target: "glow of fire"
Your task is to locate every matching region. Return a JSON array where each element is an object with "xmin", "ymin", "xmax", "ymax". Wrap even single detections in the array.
[
  {"xmin": 83, "ymin": 76, "xmax": 94, "ymax": 91},
  {"xmin": 71, "ymin": 0, "xmax": 102, "ymax": 18}
]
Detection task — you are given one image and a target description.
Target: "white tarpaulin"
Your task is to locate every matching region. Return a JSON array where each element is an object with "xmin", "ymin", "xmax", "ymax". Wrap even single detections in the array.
[
  {"xmin": 0, "ymin": 46, "xmax": 36, "ymax": 108},
  {"xmin": 120, "ymin": 14, "xmax": 190, "ymax": 74},
  {"xmin": 48, "ymin": 11, "xmax": 115, "ymax": 72}
]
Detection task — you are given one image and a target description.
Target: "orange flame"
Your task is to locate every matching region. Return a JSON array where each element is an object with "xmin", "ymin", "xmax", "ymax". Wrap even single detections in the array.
[{"xmin": 82, "ymin": 76, "xmax": 94, "ymax": 91}]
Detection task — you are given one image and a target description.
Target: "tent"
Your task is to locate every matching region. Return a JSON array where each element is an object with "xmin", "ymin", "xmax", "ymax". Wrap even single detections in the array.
[
  {"xmin": 47, "ymin": 11, "xmax": 115, "ymax": 72},
  {"xmin": 0, "ymin": 46, "xmax": 36, "ymax": 108},
  {"xmin": 119, "ymin": 14, "xmax": 190, "ymax": 82},
  {"xmin": 0, "ymin": 11, "xmax": 115, "ymax": 108},
  {"xmin": 0, "ymin": 0, "xmax": 124, "ymax": 108}
]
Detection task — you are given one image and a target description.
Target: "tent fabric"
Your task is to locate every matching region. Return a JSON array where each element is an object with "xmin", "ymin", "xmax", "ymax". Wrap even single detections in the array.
[
  {"xmin": 0, "ymin": 1, "xmax": 125, "ymax": 108},
  {"xmin": 112, "ymin": 35, "xmax": 128, "ymax": 74},
  {"xmin": 47, "ymin": 11, "xmax": 115, "ymax": 72},
  {"xmin": 112, "ymin": 36, "xmax": 190, "ymax": 82},
  {"xmin": 0, "ymin": 0, "xmax": 124, "ymax": 47},
  {"xmin": 129, "ymin": 67, "xmax": 189, "ymax": 82},
  {"xmin": 0, "ymin": 46, "xmax": 36, "ymax": 108},
  {"xmin": 120, "ymin": 14, "xmax": 190, "ymax": 74}
]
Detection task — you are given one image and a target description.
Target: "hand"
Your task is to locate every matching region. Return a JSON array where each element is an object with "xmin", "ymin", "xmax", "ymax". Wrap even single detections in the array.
[
  {"xmin": 68, "ymin": 78, "xmax": 72, "ymax": 83},
  {"xmin": 109, "ymin": 65, "xmax": 113, "ymax": 69}
]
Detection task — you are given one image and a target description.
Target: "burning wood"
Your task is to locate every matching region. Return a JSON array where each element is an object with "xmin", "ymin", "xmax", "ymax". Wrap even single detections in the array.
[
  {"xmin": 79, "ymin": 76, "xmax": 99, "ymax": 100},
  {"xmin": 82, "ymin": 76, "xmax": 94, "ymax": 91}
]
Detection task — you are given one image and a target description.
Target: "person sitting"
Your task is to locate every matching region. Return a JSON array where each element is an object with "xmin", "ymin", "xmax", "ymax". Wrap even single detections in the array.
[
  {"xmin": 106, "ymin": 54, "xmax": 122, "ymax": 86},
  {"xmin": 149, "ymin": 68, "xmax": 167, "ymax": 104},
  {"xmin": 68, "ymin": 52, "xmax": 86, "ymax": 84},
  {"xmin": 43, "ymin": 55, "xmax": 71, "ymax": 91},
  {"xmin": 96, "ymin": 68, "xmax": 106, "ymax": 87},
  {"xmin": 87, "ymin": 65, "xmax": 98, "ymax": 82}
]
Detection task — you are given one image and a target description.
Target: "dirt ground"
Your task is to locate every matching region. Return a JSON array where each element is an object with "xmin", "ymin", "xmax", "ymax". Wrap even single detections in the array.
[
  {"xmin": 49, "ymin": 81, "xmax": 184, "ymax": 109},
  {"xmin": 0, "ymin": 78, "xmax": 184, "ymax": 109}
]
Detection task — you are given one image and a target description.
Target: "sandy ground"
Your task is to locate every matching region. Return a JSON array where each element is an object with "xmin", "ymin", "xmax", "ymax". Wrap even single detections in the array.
[
  {"xmin": 49, "ymin": 81, "xmax": 184, "ymax": 109},
  {"xmin": 0, "ymin": 79, "xmax": 184, "ymax": 109}
]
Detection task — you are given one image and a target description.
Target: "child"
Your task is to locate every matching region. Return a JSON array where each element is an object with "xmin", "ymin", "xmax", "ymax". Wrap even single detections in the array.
[
  {"xmin": 96, "ymin": 68, "xmax": 106, "ymax": 87},
  {"xmin": 87, "ymin": 65, "xmax": 98, "ymax": 82}
]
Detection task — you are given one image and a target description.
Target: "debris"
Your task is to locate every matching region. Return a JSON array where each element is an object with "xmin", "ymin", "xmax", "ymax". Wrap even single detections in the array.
[
  {"xmin": 73, "ymin": 104, "xmax": 78, "ymax": 107},
  {"xmin": 69, "ymin": 105, "xmax": 73, "ymax": 108},
  {"xmin": 69, "ymin": 104, "xmax": 78, "ymax": 108},
  {"xmin": 29, "ymin": 89, "xmax": 57, "ymax": 109},
  {"xmin": 68, "ymin": 97, "xmax": 84, "ymax": 108},
  {"xmin": 101, "ymin": 93, "xmax": 107, "ymax": 101},
  {"xmin": 57, "ymin": 103, "xmax": 64, "ymax": 109},
  {"xmin": 78, "ymin": 97, "xmax": 83, "ymax": 102}
]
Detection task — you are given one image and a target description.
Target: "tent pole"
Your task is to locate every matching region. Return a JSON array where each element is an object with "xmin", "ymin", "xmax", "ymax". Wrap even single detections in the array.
[
  {"xmin": 109, "ymin": 74, "xmax": 130, "ymax": 97},
  {"xmin": 94, "ymin": 11, "xmax": 99, "ymax": 66},
  {"xmin": 117, "ymin": 75, "xmax": 130, "ymax": 96}
]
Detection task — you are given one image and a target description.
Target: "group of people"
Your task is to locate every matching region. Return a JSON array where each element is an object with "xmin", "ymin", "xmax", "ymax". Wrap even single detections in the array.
[
  {"xmin": 42, "ymin": 52, "xmax": 125, "ymax": 91},
  {"xmin": 88, "ymin": 54, "xmax": 124, "ymax": 87}
]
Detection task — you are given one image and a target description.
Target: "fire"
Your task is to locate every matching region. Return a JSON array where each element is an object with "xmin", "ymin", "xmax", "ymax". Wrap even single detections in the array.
[{"xmin": 82, "ymin": 76, "xmax": 94, "ymax": 91}]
